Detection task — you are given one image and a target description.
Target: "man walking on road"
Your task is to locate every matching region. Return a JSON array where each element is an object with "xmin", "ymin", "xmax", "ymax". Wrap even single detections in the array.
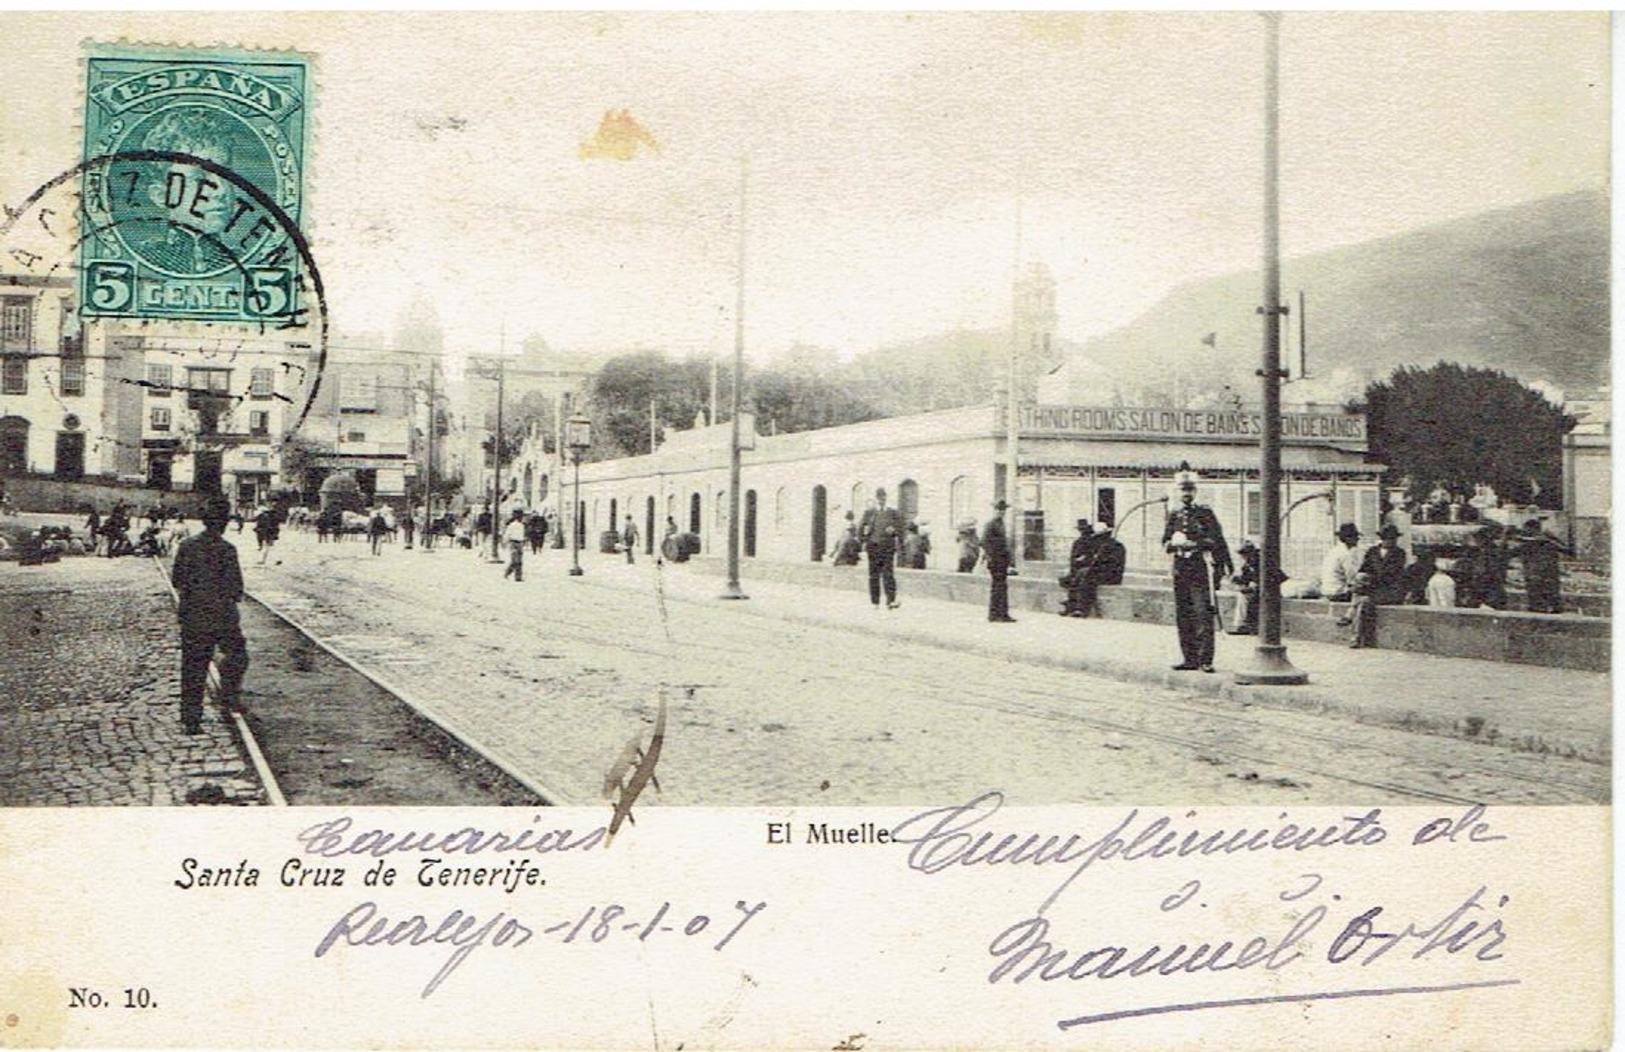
[
  {"xmin": 1162, "ymin": 469, "xmax": 1232, "ymax": 672},
  {"xmin": 172, "ymin": 495, "xmax": 248, "ymax": 735},
  {"xmin": 983, "ymin": 499, "xmax": 1016, "ymax": 622},
  {"xmin": 502, "ymin": 509, "xmax": 527, "ymax": 581},
  {"xmin": 858, "ymin": 486, "xmax": 904, "ymax": 609},
  {"xmin": 622, "ymin": 515, "xmax": 639, "ymax": 564}
]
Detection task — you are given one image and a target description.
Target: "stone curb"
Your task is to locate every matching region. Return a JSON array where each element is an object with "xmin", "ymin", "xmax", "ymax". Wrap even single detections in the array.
[{"xmin": 572, "ymin": 567, "xmax": 1608, "ymax": 766}]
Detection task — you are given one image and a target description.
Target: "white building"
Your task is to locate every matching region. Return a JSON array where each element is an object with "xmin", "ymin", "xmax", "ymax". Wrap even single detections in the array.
[
  {"xmin": 1562, "ymin": 388, "xmax": 1610, "ymax": 561},
  {"xmin": 557, "ymin": 400, "xmax": 1381, "ymax": 581},
  {"xmin": 0, "ymin": 274, "xmax": 121, "ymax": 481}
]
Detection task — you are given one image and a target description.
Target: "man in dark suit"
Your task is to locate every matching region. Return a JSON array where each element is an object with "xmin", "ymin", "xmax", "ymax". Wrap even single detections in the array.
[
  {"xmin": 171, "ymin": 495, "xmax": 248, "ymax": 735},
  {"xmin": 1349, "ymin": 523, "xmax": 1409, "ymax": 648},
  {"xmin": 1060, "ymin": 518, "xmax": 1096, "ymax": 616},
  {"xmin": 858, "ymin": 487, "xmax": 904, "ymax": 609},
  {"xmin": 983, "ymin": 499, "xmax": 1016, "ymax": 622},
  {"xmin": 1080, "ymin": 522, "xmax": 1126, "ymax": 617},
  {"xmin": 1162, "ymin": 471, "xmax": 1232, "ymax": 672}
]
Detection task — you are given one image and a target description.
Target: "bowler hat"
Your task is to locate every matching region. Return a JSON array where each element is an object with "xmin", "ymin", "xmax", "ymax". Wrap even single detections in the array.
[
  {"xmin": 200, "ymin": 496, "xmax": 232, "ymax": 525},
  {"xmin": 1076, "ymin": 518, "xmax": 1091, "ymax": 530},
  {"xmin": 1376, "ymin": 523, "xmax": 1401, "ymax": 540},
  {"xmin": 1335, "ymin": 522, "xmax": 1361, "ymax": 542},
  {"xmin": 993, "ymin": 499, "xmax": 1010, "ymax": 511}
]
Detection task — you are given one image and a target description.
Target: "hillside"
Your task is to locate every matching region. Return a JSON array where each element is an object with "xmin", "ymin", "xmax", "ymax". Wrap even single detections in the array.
[{"xmin": 1055, "ymin": 189, "xmax": 1608, "ymax": 404}]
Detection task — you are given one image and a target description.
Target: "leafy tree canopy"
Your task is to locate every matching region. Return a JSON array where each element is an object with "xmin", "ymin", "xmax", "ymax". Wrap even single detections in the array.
[{"xmin": 1362, "ymin": 362, "xmax": 1574, "ymax": 508}]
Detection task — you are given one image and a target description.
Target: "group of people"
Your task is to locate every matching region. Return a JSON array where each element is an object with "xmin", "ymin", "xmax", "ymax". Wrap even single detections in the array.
[
  {"xmin": 1311, "ymin": 517, "xmax": 1570, "ymax": 626},
  {"xmin": 84, "ymin": 500, "xmax": 194, "ymax": 558},
  {"xmin": 1059, "ymin": 519, "xmax": 1127, "ymax": 618},
  {"xmin": 849, "ymin": 486, "xmax": 1020, "ymax": 621}
]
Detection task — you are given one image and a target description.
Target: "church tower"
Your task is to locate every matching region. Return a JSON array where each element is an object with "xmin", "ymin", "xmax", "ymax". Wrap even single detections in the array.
[{"xmin": 1011, "ymin": 261, "xmax": 1059, "ymax": 402}]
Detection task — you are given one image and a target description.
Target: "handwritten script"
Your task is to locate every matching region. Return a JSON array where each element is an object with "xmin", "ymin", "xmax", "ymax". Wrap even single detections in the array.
[{"xmin": 890, "ymin": 792, "xmax": 1516, "ymax": 1028}]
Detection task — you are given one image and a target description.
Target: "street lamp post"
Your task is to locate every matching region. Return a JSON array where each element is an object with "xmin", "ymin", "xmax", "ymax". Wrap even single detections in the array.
[
  {"xmin": 565, "ymin": 412, "xmax": 591, "ymax": 577},
  {"xmin": 720, "ymin": 155, "xmax": 749, "ymax": 601},
  {"xmin": 1236, "ymin": 11, "xmax": 1308, "ymax": 686}
]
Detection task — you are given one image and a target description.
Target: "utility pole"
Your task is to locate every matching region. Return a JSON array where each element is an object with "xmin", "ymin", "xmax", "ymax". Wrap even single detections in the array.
[
  {"xmin": 1236, "ymin": 11, "xmax": 1307, "ymax": 686},
  {"xmin": 721, "ymin": 155, "xmax": 749, "ymax": 600},
  {"xmin": 487, "ymin": 343, "xmax": 507, "ymax": 564},
  {"xmin": 424, "ymin": 356, "xmax": 436, "ymax": 533},
  {"xmin": 1004, "ymin": 195, "xmax": 1023, "ymax": 565},
  {"xmin": 555, "ymin": 389, "xmax": 568, "ymax": 537},
  {"xmin": 709, "ymin": 356, "xmax": 719, "ymax": 427}
]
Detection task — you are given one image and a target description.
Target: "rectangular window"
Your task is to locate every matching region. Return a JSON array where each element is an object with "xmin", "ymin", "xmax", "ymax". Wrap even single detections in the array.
[
  {"xmin": 1, "ymin": 298, "xmax": 30, "ymax": 349},
  {"xmin": 249, "ymin": 410, "xmax": 270, "ymax": 435},
  {"xmin": 1244, "ymin": 488, "xmax": 1262, "ymax": 537},
  {"xmin": 250, "ymin": 367, "xmax": 275, "ymax": 399},
  {"xmin": 339, "ymin": 374, "xmax": 377, "ymax": 411},
  {"xmin": 60, "ymin": 358, "xmax": 85, "ymax": 397},
  {"xmin": 147, "ymin": 363, "xmax": 172, "ymax": 396},
  {"xmin": 1, "ymin": 355, "xmax": 25, "ymax": 395},
  {"xmin": 150, "ymin": 407, "xmax": 171, "ymax": 431},
  {"xmin": 188, "ymin": 368, "xmax": 232, "ymax": 393}
]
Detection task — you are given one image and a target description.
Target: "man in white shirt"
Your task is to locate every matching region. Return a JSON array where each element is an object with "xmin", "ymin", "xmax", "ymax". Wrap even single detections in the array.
[
  {"xmin": 1319, "ymin": 522, "xmax": 1364, "ymax": 601},
  {"xmin": 502, "ymin": 509, "xmax": 528, "ymax": 581}
]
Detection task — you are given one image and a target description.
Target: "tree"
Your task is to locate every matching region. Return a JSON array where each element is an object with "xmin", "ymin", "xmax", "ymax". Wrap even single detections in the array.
[
  {"xmin": 1362, "ymin": 363, "xmax": 1574, "ymax": 508},
  {"xmin": 585, "ymin": 350, "xmax": 731, "ymax": 459},
  {"xmin": 752, "ymin": 347, "xmax": 880, "ymax": 434}
]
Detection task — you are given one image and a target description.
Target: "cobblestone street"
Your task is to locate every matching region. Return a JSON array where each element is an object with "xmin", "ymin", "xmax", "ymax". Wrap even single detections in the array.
[
  {"xmin": 0, "ymin": 532, "xmax": 1606, "ymax": 808},
  {"xmin": 0, "ymin": 557, "xmax": 261, "ymax": 806},
  {"xmin": 242, "ymin": 533, "xmax": 1608, "ymax": 807}
]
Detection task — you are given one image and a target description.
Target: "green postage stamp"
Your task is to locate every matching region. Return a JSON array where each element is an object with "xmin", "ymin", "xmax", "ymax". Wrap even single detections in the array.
[{"xmin": 79, "ymin": 44, "xmax": 311, "ymax": 324}]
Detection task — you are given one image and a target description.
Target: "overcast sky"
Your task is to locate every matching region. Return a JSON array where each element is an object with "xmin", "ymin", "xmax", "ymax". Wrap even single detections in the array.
[{"xmin": 0, "ymin": 11, "xmax": 1609, "ymax": 364}]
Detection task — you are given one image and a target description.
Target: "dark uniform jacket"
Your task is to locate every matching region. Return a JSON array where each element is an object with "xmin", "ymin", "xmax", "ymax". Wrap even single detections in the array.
[
  {"xmin": 172, "ymin": 531, "xmax": 244, "ymax": 633},
  {"xmin": 858, "ymin": 506, "xmax": 904, "ymax": 554},
  {"xmin": 1162, "ymin": 503, "xmax": 1234, "ymax": 581}
]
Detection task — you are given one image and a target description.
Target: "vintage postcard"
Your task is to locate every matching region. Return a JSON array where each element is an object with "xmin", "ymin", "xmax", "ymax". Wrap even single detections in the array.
[{"xmin": 0, "ymin": 11, "xmax": 1610, "ymax": 1050}]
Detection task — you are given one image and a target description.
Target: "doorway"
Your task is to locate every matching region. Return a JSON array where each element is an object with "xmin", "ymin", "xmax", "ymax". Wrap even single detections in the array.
[
  {"xmin": 810, "ymin": 484, "xmax": 827, "ymax": 561},
  {"xmin": 54, "ymin": 431, "xmax": 84, "ymax": 480}
]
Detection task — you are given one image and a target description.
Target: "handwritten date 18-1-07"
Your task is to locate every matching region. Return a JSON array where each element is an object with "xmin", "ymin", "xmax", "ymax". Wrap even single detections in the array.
[{"xmin": 315, "ymin": 898, "xmax": 768, "ymax": 999}]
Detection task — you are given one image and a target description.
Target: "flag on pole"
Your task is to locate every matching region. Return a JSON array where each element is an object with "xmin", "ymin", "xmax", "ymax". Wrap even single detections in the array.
[
  {"xmin": 579, "ymin": 109, "xmax": 660, "ymax": 161},
  {"xmin": 1200, "ymin": 332, "xmax": 1217, "ymax": 349}
]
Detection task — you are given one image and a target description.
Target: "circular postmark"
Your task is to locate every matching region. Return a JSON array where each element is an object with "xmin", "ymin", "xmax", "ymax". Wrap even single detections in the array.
[{"xmin": 1, "ymin": 149, "xmax": 328, "ymax": 441}]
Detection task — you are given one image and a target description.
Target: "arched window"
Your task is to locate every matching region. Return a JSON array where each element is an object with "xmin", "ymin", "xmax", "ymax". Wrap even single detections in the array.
[
  {"xmin": 774, "ymin": 487, "xmax": 786, "ymax": 534},
  {"xmin": 689, "ymin": 492, "xmax": 701, "ymax": 535},
  {"xmin": 897, "ymin": 478, "xmax": 920, "ymax": 521},
  {"xmin": 949, "ymin": 475, "xmax": 971, "ymax": 527},
  {"xmin": 851, "ymin": 482, "xmax": 867, "ymax": 518}
]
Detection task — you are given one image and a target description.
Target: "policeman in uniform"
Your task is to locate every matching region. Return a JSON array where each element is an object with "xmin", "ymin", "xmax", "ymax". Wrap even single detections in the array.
[
  {"xmin": 171, "ymin": 495, "xmax": 249, "ymax": 734},
  {"xmin": 1162, "ymin": 469, "xmax": 1232, "ymax": 672}
]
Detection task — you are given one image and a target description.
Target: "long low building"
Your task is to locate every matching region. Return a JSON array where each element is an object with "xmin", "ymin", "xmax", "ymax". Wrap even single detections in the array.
[{"xmin": 545, "ymin": 401, "xmax": 1381, "ymax": 582}]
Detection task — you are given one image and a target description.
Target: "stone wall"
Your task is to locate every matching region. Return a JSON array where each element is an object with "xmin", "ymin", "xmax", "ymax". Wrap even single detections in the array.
[{"xmin": 685, "ymin": 556, "xmax": 1609, "ymax": 672}]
